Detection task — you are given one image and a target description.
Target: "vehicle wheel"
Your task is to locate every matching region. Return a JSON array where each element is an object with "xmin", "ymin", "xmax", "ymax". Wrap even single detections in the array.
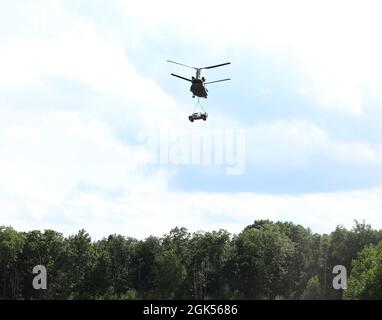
[
  {"xmin": 189, "ymin": 118, "xmax": 194, "ymax": 122},
  {"xmin": 202, "ymin": 116, "xmax": 206, "ymax": 121}
]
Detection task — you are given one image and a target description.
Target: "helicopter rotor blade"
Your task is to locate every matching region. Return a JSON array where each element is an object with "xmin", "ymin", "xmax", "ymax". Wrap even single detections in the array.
[
  {"xmin": 171, "ymin": 73, "xmax": 192, "ymax": 82},
  {"xmin": 204, "ymin": 78, "xmax": 231, "ymax": 84},
  {"xmin": 202, "ymin": 62, "xmax": 231, "ymax": 70},
  {"xmin": 167, "ymin": 60, "xmax": 196, "ymax": 69}
]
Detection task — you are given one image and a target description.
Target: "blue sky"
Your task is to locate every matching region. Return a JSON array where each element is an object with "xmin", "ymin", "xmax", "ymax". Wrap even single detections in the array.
[{"xmin": 1, "ymin": 0, "xmax": 382, "ymax": 239}]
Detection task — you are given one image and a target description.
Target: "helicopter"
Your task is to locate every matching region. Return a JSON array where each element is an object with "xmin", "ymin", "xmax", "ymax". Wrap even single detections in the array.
[{"xmin": 167, "ymin": 60, "xmax": 231, "ymax": 99}]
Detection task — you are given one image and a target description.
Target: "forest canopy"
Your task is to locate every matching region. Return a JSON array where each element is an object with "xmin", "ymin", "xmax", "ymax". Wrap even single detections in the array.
[{"xmin": 1, "ymin": 220, "xmax": 382, "ymax": 300}]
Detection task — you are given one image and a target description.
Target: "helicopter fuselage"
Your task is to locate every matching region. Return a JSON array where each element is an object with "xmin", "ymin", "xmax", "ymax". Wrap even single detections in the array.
[{"xmin": 190, "ymin": 79, "xmax": 208, "ymax": 98}]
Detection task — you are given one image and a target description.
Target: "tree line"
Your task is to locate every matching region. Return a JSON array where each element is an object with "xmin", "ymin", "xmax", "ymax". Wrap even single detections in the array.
[{"xmin": 1, "ymin": 220, "xmax": 382, "ymax": 300}]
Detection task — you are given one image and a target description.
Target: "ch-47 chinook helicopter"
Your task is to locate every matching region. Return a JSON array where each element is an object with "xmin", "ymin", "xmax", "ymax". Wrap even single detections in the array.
[
  {"xmin": 167, "ymin": 60, "xmax": 231, "ymax": 122},
  {"xmin": 167, "ymin": 60, "xmax": 231, "ymax": 99}
]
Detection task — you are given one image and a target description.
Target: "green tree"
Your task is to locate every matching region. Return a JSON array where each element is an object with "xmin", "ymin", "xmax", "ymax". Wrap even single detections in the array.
[
  {"xmin": 0, "ymin": 226, "xmax": 25, "ymax": 299},
  {"xmin": 344, "ymin": 241, "xmax": 382, "ymax": 299},
  {"xmin": 275, "ymin": 222, "xmax": 321, "ymax": 299},
  {"xmin": 301, "ymin": 276, "xmax": 322, "ymax": 300},
  {"xmin": 65, "ymin": 229, "xmax": 97, "ymax": 299},
  {"xmin": 93, "ymin": 235, "xmax": 138, "ymax": 298},
  {"xmin": 161, "ymin": 227, "xmax": 192, "ymax": 298},
  {"xmin": 325, "ymin": 221, "xmax": 382, "ymax": 299},
  {"xmin": 232, "ymin": 223, "xmax": 295, "ymax": 299},
  {"xmin": 132, "ymin": 236, "xmax": 162, "ymax": 298},
  {"xmin": 1, "ymin": 220, "xmax": 382, "ymax": 300},
  {"xmin": 153, "ymin": 249, "xmax": 186, "ymax": 299},
  {"xmin": 19, "ymin": 230, "xmax": 68, "ymax": 299},
  {"xmin": 188, "ymin": 230, "xmax": 231, "ymax": 299}
]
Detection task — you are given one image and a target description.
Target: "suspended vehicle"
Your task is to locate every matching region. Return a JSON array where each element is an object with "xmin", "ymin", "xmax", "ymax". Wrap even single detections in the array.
[{"xmin": 188, "ymin": 112, "xmax": 207, "ymax": 122}]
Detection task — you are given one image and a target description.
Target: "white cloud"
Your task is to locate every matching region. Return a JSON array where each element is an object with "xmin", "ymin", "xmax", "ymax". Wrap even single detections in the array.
[
  {"xmin": 0, "ymin": 107, "xmax": 173, "ymax": 235},
  {"xmin": 0, "ymin": 15, "xmax": 189, "ymax": 133},
  {"xmin": 3, "ymin": 168, "xmax": 382, "ymax": 239},
  {"xmin": 245, "ymin": 119, "xmax": 382, "ymax": 168}
]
